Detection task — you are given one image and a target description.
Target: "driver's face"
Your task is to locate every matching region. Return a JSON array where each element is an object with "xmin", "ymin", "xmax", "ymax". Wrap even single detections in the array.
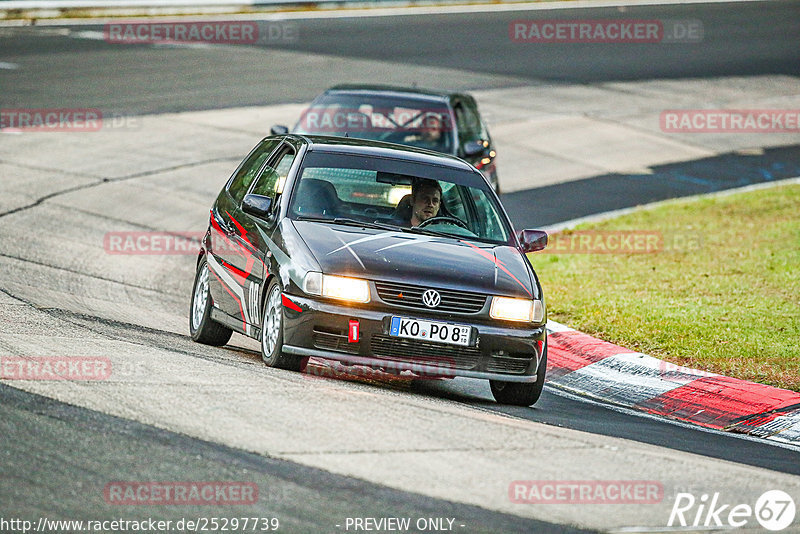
[
  {"xmin": 411, "ymin": 187, "xmax": 441, "ymax": 225},
  {"xmin": 422, "ymin": 116, "xmax": 442, "ymax": 142}
]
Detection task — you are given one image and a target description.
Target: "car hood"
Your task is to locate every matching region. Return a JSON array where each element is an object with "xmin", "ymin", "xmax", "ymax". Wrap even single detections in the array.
[{"xmin": 292, "ymin": 220, "xmax": 536, "ymax": 298}]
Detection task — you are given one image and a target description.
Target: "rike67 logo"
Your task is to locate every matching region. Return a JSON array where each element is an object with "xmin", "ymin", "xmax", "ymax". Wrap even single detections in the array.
[{"xmin": 669, "ymin": 490, "xmax": 796, "ymax": 531}]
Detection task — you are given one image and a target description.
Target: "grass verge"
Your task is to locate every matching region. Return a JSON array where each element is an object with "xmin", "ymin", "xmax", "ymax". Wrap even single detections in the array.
[{"xmin": 527, "ymin": 183, "xmax": 800, "ymax": 391}]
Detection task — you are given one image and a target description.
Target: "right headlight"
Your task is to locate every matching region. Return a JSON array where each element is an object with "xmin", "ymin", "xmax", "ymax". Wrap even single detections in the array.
[
  {"xmin": 490, "ymin": 297, "xmax": 544, "ymax": 323},
  {"xmin": 303, "ymin": 272, "xmax": 370, "ymax": 303}
]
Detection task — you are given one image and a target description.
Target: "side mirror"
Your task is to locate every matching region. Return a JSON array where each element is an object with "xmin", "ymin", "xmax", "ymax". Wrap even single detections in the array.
[
  {"xmin": 463, "ymin": 140, "xmax": 485, "ymax": 157},
  {"xmin": 242, "ymin": 194, "xmax": 274, "ymax": 219},
  {"xmin": 270, "ymin": 124, "xmax": 289, "ymax": 135},
  {"xmin": 518, "ymin": 229, "xmax": 547, "ymax": 253}
]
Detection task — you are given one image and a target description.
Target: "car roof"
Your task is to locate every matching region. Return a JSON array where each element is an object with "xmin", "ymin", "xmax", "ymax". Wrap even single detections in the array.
[
  {"xmin": 323, "ymin": 84, "xmax": 464, "ymax": 104},
  {"xmin": 290, "ymin": 134, "xmax": 475, "ymax": 171}
]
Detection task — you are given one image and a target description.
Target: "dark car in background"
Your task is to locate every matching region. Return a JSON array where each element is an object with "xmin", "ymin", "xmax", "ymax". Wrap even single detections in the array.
[
  {"xmin": 271, "ymin": 85, "xmax": 501, "ymax": 192},
  {"xmin": 189, "ymin": 134, "xmax": 547, "ymax": 405}
]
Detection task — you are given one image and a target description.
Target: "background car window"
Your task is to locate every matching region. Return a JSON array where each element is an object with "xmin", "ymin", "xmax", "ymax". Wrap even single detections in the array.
[
  {"xmin": 295, "ymin": 94, "xmax": 452, "ymax": 153},
  {"xmin": 228, "ymin": 139, "xmax": 280, "ymax": 204},
  {"xmin": 250, "ymin": 149, "xmax": 296, "ymax": 199},
  {"xmin": 454, "ymin": 102, "xmax": 483, "ymax": 145}
]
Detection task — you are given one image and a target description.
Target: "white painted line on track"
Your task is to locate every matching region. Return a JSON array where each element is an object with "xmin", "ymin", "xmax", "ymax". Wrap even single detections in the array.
[
  {"xmin": 0, "ymin": 62, "xmax": 20, "ymax": 69},
  {"xmin": 68, "ymin": 30, "xmax": 106, "ymax": 39}
]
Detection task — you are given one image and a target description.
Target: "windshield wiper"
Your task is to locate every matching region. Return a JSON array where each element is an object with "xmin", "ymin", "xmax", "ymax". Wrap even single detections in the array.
[
  {"xmin": 405, "ymin": 226, "xmax": 456, "ymax": 238},
  {"xmin": 296, "ymin": 216, "xmax": 405, "ymax": 233}
]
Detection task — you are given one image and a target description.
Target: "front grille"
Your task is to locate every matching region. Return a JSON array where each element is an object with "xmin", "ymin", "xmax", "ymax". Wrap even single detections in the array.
[
  {"xmin": 370, "ymin": 334, "xmax": 481, "ymax": 370},
  {"xmin": 485, "ymin": 354, "xmax": 532, "ymax": 374},
  {"xmin": 374, "ymin": 281, "xmax": 487, "ymax": 314},
  {"xmin": 313, "ymin": 327, "xmax": 360, "ymax": 355}
]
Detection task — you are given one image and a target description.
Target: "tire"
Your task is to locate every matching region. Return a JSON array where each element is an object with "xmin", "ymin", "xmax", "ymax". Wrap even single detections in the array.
[
  {"xmin": 490, "ymin": 343, "xmax": 547, "ymax": 406},
  {"xmin": 189, "ymin": 257, "xmax": 233, "ymax": 346},
  {"xmin": 260, "ymin": 279, "xmax": 306, "ymax": 371}
]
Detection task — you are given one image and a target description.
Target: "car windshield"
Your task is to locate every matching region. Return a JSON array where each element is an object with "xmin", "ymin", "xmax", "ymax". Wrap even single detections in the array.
[
  {"xmin": 288, "ymin": 151, "xmax": 511, "ymax": 244},
  {"xmin": 294, "ymin": 93, "xmax": 454, "ymax": 153}
]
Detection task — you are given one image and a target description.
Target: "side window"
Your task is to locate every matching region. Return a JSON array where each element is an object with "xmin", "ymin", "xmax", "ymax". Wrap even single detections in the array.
[
  {"xmin": 471, "ymin": 189, "xmax": 507, "ymax": 242},
  {"xmin": 441, "ymin": 182, "xmax": 468, "ymax": 222},
  {"xmin": 454, "ymin": 102, "xmax": 482, "ymax": 145},
  {"xmin": 250, "ymin": 148, "xmax": 296, "ymax": 199},
  {"xmin": 228, "ymin": 139, "xmax": 280, "ymax": 204}
]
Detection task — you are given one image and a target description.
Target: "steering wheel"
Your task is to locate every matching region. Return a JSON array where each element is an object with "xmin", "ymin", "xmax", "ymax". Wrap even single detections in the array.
[{"xmin": 416, "ymin": 215, "xmax": 469, "ymax": 230}]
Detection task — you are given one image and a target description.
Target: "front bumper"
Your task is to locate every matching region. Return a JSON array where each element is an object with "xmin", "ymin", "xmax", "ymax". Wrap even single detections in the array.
[{"xmin": 281, "ymin": 293, "xmax": 546, "ymax": 383}]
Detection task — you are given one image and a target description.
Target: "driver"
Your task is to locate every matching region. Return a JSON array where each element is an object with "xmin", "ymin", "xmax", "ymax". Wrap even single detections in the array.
[
  {"xmin": 418, "ymin": 114, "xmax": 443, "ymax": 149},
  {"xmin": 404, "ymin": 114, "xmax": 445, "ymax": 150},
  {"xmin": 409, "ymin": 178, "xmax": 442, "ymax": 227}
]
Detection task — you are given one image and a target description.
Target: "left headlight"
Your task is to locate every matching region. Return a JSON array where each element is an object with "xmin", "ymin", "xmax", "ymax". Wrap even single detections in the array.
[
  {"xmin": 303, "ymin": 272, "xmax": 370, "ymax": 303},
  {"xmin": 490, "ymin": 297, "xmax": 544, "ymax": 323}
]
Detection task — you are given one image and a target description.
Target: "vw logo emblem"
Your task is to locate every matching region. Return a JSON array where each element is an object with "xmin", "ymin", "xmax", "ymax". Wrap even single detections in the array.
[{"xmin": 422, "ymin": 289, "xmax": 441, "ymax": 308}]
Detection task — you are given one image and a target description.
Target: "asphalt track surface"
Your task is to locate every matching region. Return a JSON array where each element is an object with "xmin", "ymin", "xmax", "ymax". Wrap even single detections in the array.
[
  {"xmin": 2, "ymin": 2, "xmax": 800, "ymax": 531},
  {"xmin": 1, "ymin": 383, "xmax": 583, "ymax": 533}
]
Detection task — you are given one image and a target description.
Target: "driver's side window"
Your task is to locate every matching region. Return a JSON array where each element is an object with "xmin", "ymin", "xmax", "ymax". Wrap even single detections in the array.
[
  {"xmin": 250, "ymin": 148, "xmax": 296, "ymax": 200},
  {"xmin": 227, "ymin": 139, "xmax": 280, "ymax": 204}
]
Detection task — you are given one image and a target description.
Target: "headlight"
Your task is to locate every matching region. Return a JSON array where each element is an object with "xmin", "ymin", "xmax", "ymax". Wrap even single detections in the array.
[
  {"xmin": 323, "ymin": 275, "xmax": 370, "ymax": 303},
  {"xmin": 303, "ymin": 272, "xmax": 370, "ymax": 303},
  {"xmin": 490, "ymin": 297, "xmax": 545, "ymax": 323}
]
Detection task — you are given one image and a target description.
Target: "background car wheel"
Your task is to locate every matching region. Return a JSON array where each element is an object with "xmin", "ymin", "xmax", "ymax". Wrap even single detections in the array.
[
  {"xmin": 260, "ymin": 279, "xmax": 306, "ymax": 371},
  {"xmin": 189, "ymin": 257, "xmax": 233, "ymax": 346},
  {"xmin": 489, "ymin": 344, "xmax": 547, "ymax": 406}
]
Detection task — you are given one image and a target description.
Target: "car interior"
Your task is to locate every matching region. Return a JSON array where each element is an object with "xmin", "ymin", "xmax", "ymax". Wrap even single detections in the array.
[{"xmin": 290, "ymin": 170, "xmax": 488, "ymax": 240}]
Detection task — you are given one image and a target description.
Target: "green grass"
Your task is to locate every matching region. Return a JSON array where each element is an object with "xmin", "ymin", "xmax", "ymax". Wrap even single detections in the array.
[{"xmin": 527, "ymin": 183, "xmax": 800, "ymax": 391}]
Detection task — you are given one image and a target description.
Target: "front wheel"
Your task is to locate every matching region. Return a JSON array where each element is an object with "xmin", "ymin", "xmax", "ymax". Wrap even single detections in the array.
[
  {"xmin": 490, "ymin": 344, "xmax": 547, "ymax": 406},
  {"xmin": 189, "ymin": 257, "xmax": 233, "ymax": 346},
  {"xmin": 260, "ymin": 279, "xmax": 306, "ymax": 371}
]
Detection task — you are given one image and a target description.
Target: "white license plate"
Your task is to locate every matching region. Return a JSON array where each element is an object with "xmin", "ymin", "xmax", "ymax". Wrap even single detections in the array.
[{"xmin": 389, "ymin": 316, "xmax": 473, "ymax": 346}]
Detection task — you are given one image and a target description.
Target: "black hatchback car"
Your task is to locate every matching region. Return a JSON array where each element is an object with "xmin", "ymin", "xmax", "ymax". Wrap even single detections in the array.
[
  {"xmin": 189, "ymin": 135, "xmax": 548, "ymax": 405},
  {"xmin": 270, "ymin": 84, "xmax": 501, "ymax": 192}
]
